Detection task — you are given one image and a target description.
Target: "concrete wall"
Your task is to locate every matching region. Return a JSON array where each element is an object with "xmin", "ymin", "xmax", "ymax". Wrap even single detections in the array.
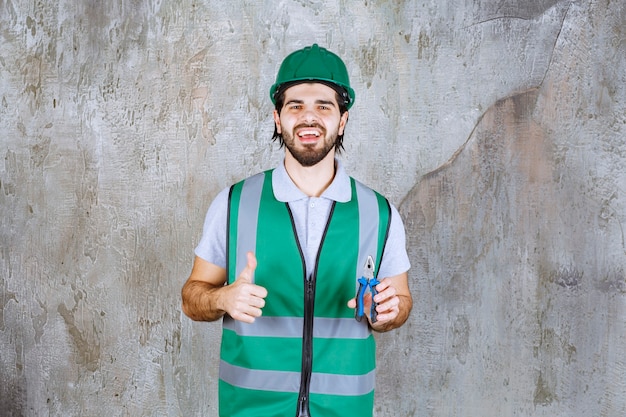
[{"xmin": 1, "ymin": 0, "xmax": 624, "ymax": 416}]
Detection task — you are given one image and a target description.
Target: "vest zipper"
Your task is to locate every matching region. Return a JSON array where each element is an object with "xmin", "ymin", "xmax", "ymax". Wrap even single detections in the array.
[
  {"xmin": 296, "ymin": 275, "xmax": 315, "ymax": 417},
  {"xmin": 290, "ymin": 202, "xmax": 336, "ymax": 417}
]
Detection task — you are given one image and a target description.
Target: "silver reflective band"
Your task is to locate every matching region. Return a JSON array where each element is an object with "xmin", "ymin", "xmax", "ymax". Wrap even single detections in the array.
[
  {"xmin": 223, "ymin": 316, "xmax": 370, "ymax": 339},
  {"xmin": 355, "ymin": 180, "xmax": 381, "ymax": 279},
  {"xmin": 220, "ymin": 361, "xmax": 375, "ymax": 396},
  {"xmin": 235, "ymin": 172, "xmax": 264, "ymax": 282},
  {"xmin": 311, "ymin": 369, "xmax": 375, "ymax": 396},
  {"xmin": 220, "ymin": 360, "xmax": 301, "ymax": 393},
  {"xmin": 313, "ymin": 317, "xmax": 370, "ymax": 339}
]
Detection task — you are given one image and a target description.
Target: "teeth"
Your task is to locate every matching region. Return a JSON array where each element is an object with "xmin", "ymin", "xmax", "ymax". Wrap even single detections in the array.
[{"xmin": 298, "ymin": 130, "xmax": 320, "ymax": 137}]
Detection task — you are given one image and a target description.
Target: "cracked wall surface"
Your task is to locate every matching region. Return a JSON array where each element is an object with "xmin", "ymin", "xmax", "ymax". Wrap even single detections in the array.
[{"xmin": 1, "ymin": 0, "xmax": 625, "ymax": 416}]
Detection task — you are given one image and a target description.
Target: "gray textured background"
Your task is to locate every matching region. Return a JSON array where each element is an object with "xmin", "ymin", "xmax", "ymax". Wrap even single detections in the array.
[{"xmin": 1, "ymin": 0, "xmax": 625, "ymax": 416}]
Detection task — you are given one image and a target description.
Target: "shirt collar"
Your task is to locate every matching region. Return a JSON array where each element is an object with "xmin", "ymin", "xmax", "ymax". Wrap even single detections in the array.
[{"xmin": 273, "ymin": 158, "xmax": 352, "ymax": 203}]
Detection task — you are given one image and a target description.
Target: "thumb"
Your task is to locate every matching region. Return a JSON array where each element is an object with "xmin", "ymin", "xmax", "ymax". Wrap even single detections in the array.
[{"xmin": 238, "ymin": 251, "xmax": 257, "ymax": 283}]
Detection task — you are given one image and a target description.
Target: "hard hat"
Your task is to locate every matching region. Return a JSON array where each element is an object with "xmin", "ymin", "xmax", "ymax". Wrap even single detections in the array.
[{"xmin": 270, "ymin": 44, "xmax": 355, "ymax": 109}]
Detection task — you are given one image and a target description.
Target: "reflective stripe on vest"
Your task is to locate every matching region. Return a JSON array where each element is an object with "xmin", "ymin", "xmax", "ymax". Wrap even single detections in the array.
[
  {"xmin": 221, "ymin": 169, "xmax": 391, "ymax": 416},
  {"xmin": 220, "ymin": 360, "xmax": 376, "ymax": 396},
  {"xmin": 223, "ymin": 316, "xmax": 369, "ymax": 339}
]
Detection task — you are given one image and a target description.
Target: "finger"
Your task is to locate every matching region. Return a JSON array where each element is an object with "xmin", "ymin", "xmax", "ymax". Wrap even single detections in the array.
[
  {"xmin": 373, "ymin": 283, "xmax": 396, "ymax": 304},
  {"xmin": 247, "ymin": 282, "xmax": 268, "ymax": 299},
  {"xmin": 371, "ymin": 297, "xmax": 400, "ymax": 322},
  {"xmin": 232, "ymin": 311, "xmax": 257, "ymax": 324},
  {"xmin": 243, "ymin": 253, "xmax": 269, "ymax": 298},
  {"xmin": 246, "ymin": 251, "xmax": 257, "ymax": 270},
  {"xmin": 238, "ymin": 251, "xmax": 257, "ymax": 283},
  {"xmin": 346, "ymin": 297, "xmax": 356, "ymax": 308},
  {"xmin": 373, "ymin": 297, "xmax": 400, "ymax": 318},
  {"xmin": 241, "ymin": 304, "xmax": 264, "ymax": 318},
  {"xmin": 374, "ymin": 278, "xmax": 392, "ymax": 293},
  {"xmin": 231, "ymin": 300, "xmax": 264, "ymax": 323},
  {"xmin": 247, "ymin": 295, "xmax": 266, "ymax": 309},
  {"xmin": 371, "ymin": 310, "xmax": 398, "ymax": 325}
]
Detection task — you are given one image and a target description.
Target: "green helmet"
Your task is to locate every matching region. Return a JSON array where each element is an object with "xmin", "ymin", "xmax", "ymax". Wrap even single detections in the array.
[{"xmin": 270, "ymin": 44, "xmax": 355, "ymax": 109}]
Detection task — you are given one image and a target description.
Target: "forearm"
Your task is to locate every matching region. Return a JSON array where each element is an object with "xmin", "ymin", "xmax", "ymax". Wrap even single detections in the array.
[{"xmin": 181, "ymin": 280, "xmax": 226, "ymax": 322}]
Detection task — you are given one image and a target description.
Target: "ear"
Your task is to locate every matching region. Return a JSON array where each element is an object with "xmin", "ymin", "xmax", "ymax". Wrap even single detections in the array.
[
  {"xmin": 338, "ymin": 111, "xmax": 349, "ymax": 135},
  {"xmin": 273, "ymin": 110, "xmax": 282, "ymax": 134}
]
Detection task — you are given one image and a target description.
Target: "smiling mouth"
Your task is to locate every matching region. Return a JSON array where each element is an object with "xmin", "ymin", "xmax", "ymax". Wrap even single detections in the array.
[
  {"xmin": 295, "ymin": 123, "xmax": 325, "ymax": 141},
  {"xmin": 297, "ymin": 129, "xmax": 321, "ymax": 138}
]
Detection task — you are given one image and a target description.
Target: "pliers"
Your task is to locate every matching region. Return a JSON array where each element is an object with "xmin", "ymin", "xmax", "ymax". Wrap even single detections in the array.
[{"xmin": 355, "ymin": 255, "xmax": 380, "ymax": 323}]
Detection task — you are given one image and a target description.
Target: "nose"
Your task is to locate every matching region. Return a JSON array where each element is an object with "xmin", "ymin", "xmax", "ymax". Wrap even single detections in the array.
[{"xmin": 301, "ymin": 107, "xmax": 318, "ymax": 125}]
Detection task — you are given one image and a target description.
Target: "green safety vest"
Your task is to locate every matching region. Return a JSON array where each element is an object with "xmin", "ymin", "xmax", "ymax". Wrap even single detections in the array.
[{"xmin": 219, "ymin": 169, "xmax": 391, "ymax": 417}]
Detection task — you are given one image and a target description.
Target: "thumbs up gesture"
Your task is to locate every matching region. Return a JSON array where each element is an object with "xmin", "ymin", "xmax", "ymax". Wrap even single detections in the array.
[{"xmin": 222, "ymin": 252, "xmax": 268, "ymax": 323}]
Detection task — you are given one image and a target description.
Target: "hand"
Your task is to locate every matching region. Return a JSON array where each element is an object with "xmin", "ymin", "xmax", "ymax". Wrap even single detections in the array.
[
  {"xmin": 347, "ymin": 278, "xmax": 400, "ymax": 328},
  {"xmin": 221, "ymin": 252, "xmax": 268, "ymax": 323}
]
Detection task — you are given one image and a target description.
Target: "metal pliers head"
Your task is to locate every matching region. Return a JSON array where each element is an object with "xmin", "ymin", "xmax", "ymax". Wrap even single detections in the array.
[{"xmin": 355, "ymin": 255, "xmax": 381, "ymax": 324}]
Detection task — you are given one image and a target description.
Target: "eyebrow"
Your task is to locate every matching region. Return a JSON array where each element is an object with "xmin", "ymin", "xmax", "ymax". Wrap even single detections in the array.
[{"xmin": 285, "ymin": 99, "xmax": 337, "ymax": 107}]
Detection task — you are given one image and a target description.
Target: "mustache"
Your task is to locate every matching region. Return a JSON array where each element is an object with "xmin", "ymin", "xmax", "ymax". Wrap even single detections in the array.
[{"xmin": 293, "ymin": 122, "xmax": 326, "ymax": 134}]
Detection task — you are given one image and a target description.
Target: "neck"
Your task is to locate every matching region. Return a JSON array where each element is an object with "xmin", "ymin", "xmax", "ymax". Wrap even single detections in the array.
[{"xmin": 284, "ymin": 151, "xmax": 336, "ymax": 197}]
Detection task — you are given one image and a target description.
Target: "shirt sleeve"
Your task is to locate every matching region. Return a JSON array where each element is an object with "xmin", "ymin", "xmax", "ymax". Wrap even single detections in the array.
[
  {"xmin": 194, "ymin": 186, "xmax": 230, "ymax": 269},
  {"xmin": 377, "ymin": 202, "xmax": 411, "ymax": 279}
]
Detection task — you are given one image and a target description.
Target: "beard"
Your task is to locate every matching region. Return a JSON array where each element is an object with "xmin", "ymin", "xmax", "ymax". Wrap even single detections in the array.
[{"xmin": 282, "ymin": 123, "xmax": 339, "ymax": 167}]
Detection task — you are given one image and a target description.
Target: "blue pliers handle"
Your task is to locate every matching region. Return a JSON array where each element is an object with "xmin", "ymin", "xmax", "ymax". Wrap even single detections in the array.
[{"xmin": 355, "ymin": 255, "xmax": 380, "ymax": 324}]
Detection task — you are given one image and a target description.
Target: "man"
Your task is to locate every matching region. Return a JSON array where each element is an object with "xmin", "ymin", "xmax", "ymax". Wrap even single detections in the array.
[{"xmin": 182, "ymin": 44, "xmax": 412, "ymax": 417}]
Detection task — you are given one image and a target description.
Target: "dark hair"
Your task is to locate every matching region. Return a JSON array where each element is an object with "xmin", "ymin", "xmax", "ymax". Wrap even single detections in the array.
[{"xmin": 271, "ymin": 82, "xmax": 350, "ymax": 154}]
